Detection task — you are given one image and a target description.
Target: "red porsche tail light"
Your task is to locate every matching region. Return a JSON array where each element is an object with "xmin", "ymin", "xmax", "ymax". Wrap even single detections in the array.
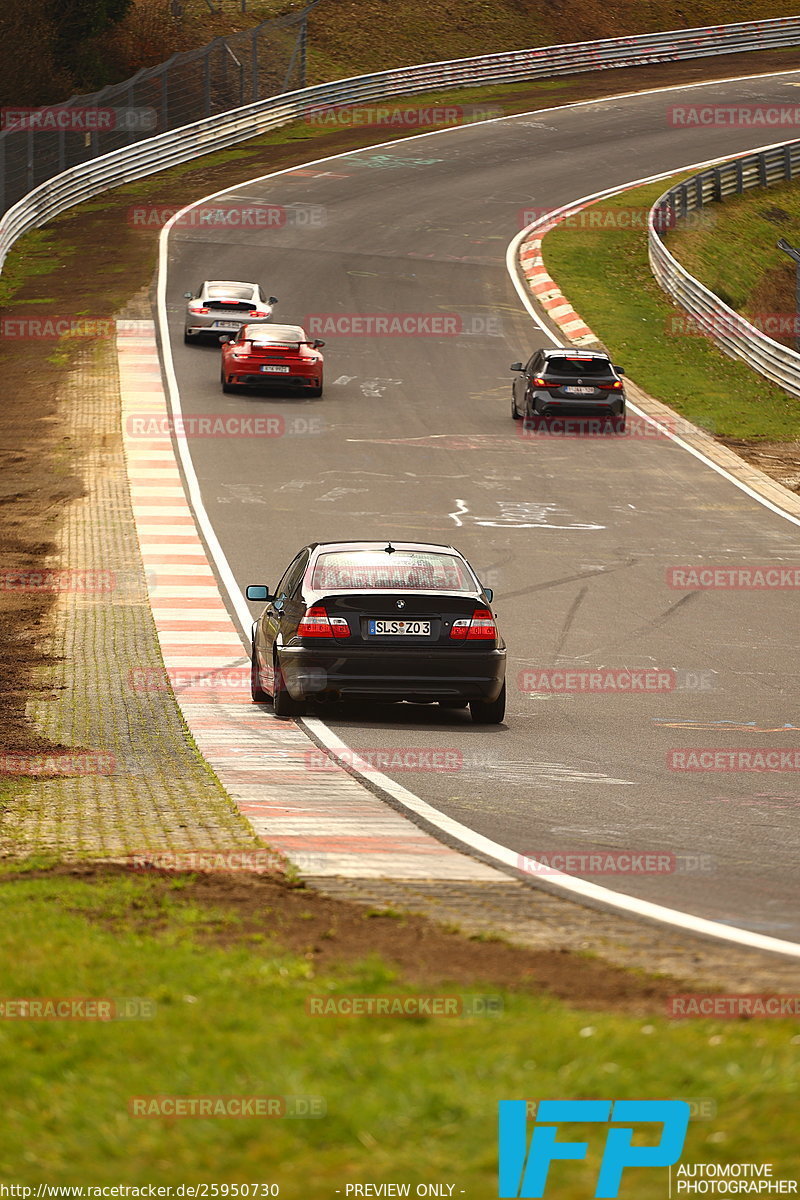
[
  {"xmin": 297, "ymin": 606, "xmax": 350, "ymax": 638},
  {"xmin": 450, "ymin": 608, "xmax": 497, "ymax": 641}
]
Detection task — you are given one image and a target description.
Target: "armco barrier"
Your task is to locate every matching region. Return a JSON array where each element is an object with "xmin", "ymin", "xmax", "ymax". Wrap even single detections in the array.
[
  {"xmin": 649, "ymin": 141, "xmax": 800, "ymax": 398},
  {"xmin": 3, "ymin": 17, "xmax": 800, "ymax": 273}
]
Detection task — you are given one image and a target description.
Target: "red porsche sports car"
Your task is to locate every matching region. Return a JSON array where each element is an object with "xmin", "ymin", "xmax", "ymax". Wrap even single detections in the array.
[{"xmin": 220, "ymin": 323, "xmax": 325, "ymax": 396}]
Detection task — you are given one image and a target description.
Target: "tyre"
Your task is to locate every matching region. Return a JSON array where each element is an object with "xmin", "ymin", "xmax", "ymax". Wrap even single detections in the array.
[
  {"xmin": 306, "ymin": 384, "xmax": 323, "ymax": 398},
  {"xmin": 511, "ymin": 395, "xmax": 522, "ymax": 421},
  {"xmin": 183, "ymin": 330, "xmax": 194, "ymax": 344},
  {"xmin": 220, "ymin": 370, "xmax": 235, "ymax": 395},
  {"xmin": 614, "ymin": 415, "xmax": 626, "ymax": 434},
  {"xmin": 250, "ymin": 647, "xmax": 269, "ymax": 703},
  {"xmin": 272, "ymin": 655, "xmax": 303, "ymax": 718},
  {"xmin": 469, "ymin": 681, "xmax": 506, "ymax": 725}
]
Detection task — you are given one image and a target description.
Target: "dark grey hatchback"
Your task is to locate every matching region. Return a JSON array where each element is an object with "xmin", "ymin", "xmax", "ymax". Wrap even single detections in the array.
[
  {"xmin": 246, "ymin": 541, "xmax": 506, "ymax": 723},
  {"xmin": 511, "ymin": 347, "xmax": 626, "ymax": 430}
]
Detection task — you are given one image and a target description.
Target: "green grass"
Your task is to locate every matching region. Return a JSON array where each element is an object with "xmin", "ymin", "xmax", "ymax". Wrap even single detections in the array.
[
  {"xmin": 663, "ymin": 176, "xmax": 800, "ymax": 317},
  {"xmin": 0, "ymin": 867, "xmax": 797, "ymax": 1188},
  {"xmin": 542, "ymin": 175, "xmax": 800, "ymax": 441}
]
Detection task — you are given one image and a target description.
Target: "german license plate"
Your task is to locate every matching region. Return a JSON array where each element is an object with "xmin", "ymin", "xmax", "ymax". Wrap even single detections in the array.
[
  {"xmin": 564, "ymin": 386, "xmax": 595, "ymax": 394},
  {"xmin": 369, "ymin": 619, "xmax": 430, "ymax": 636},
  {"xmin": 260, "ymin": 365, "xmax": 290, "ymax": 373},
  {"xmin": 212, "ymin": 321, "xmax": 240, "ymax": 329}
]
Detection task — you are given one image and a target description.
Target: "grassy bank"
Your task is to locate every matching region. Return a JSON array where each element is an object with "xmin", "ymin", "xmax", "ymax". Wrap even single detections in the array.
[
  {"xmin": 0, "ymin": 864, "xmax": 797, "ymax": 1187},
  {"xmin": 663, "ymin": 176, "xmax": 800, "ymax": 350},
  {"xmin": 541, "ymin": 176, "xmax": 800, "ymax": 441}
]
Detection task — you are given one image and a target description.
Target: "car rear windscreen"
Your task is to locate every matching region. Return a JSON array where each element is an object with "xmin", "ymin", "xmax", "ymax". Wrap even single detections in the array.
[
  {"xmin": 245, "ymin": 325, "xmax": 305, "ymax": 343},
  {"xmin": 311, "ymin": 551, "xmax": 475, "ymax": 592},
  {"xmin": 207, "ymin": 286, "xmax": 254, "ymax": 301},
  {"xmin": 545, "ymin": 357, "xmax": 612, "ymax": 376}
]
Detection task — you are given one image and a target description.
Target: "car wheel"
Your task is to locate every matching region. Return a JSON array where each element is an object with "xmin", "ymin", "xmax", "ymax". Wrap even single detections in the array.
[
  {"xmin": 220, "ymin": 369, "xmax": 236, "ymax": 395},
  {"xmin": 272, "ymin": 654, "xmax": 303, "ymax": 718},
  {"xmin": 511, "ymin": 395, "xmax": 522, "ymax": 421},
  {"xmin": 439, "ymin": 699, "xmax": 468, "ymax": 710},
  {"xmin": 183, "ymin": 330, "xmax": 194, "ymax": 344},
  {"xmin": 614, "ymin": 415, "xmax": 626, "ymax": 434},
  {"xmin": 250, "ymin": 647, "xmax": 269, "ymax": 703},
  {"xmin": 469, "ymin": 682, "xmax": 506, "ymax": 725}
]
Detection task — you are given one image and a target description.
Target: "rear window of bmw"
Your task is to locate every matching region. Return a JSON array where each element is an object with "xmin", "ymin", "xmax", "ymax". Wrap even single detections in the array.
[
  {"xmin": 545, "ymin": 357, "xmax": 613, "ymax": 376},
  {"xmin": 310, "ymin": 551, "xmax": 475, "ymax": 592}
]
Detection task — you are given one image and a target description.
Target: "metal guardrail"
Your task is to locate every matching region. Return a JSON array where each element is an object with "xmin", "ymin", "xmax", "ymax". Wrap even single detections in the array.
[
  {"xmin": 649, "ymin": 141, "xmax": 800, "ymax": 398},
  {"xmin": 3, "ymin": 16, "xmax": 800, "ymax": 273}
]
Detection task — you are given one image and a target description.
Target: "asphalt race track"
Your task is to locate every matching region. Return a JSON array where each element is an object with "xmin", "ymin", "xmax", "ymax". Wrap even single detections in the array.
[{"xmin": 160, "ymin": 70, "xmax": 800, "ymax": 943}]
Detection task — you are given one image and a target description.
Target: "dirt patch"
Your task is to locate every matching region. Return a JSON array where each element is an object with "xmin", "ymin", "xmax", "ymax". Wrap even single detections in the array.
[
  {"xmin": 9, "ymin": 861, "xmax": 689, "ymax": 1013},
  {"xmin": 3, "ymin": 49, "xmax": 800, "ymax": 763},
  {"xmin": 719, "ymin": 437, "xmax": 800, "ymax": 492}
]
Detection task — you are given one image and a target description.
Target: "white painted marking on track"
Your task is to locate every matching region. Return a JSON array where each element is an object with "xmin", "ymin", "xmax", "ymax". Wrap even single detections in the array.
[
  {"xmin": 448, "ymin": 498, "xmax": 468, "ymax": 527},
  {"xmin": 156, "ymin": 70, "xmax": 800, "ymax": 955},
  {"xmin": 359, "ymin": 378, "xmax": 403, "ymax": 398}
]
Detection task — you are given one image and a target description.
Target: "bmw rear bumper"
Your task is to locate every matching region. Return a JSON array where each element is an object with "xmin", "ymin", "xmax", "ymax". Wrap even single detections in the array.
[
  {"xmin": 278, "ymin": 645, "xmax": 506, "ymax": 702},
  {"xmin": 529, "ymin": 391, "xmax": 625, "ymax": 418}
]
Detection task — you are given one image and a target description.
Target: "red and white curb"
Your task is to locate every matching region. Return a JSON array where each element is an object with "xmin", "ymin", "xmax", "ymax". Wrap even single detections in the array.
[
  {"xmin": 518, "ymin": 209, "xmax": 598, "ymax": 346},
  {"xmin": 117, "ymin": 320, "xmax": 505, "ymax": 882}
]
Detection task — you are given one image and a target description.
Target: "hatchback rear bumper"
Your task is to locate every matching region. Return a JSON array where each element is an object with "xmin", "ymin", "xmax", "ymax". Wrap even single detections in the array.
[
  {"xmin": 530, "ymin": 392, "xmax": 625, "ymax": 417},
  {"xmin": 278, "ymin": 644, "xmax": 506, "ymax": 702}
]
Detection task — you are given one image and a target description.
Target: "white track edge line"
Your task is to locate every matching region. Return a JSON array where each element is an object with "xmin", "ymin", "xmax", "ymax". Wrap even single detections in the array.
[
  {"xmin": 302, "ymin": 716, "xmax": 800, "ymax": 959},
  {"xmin": 155, "ymin": 73, "xmax": 800, "ymax": 958}
]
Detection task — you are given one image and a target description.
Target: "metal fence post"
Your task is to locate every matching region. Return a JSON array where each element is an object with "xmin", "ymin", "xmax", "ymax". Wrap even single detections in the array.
[
  {"xmin": 299, "ymin": 17, "xmax": 308, "ymax": 89},
  {"xmin": 160, "ymin": 65, "xmax": 169, "ymax": 130},
  {"xmin": 26, "ymin": 129, "xmax": 34, "ymax": 192},
  {"xmin": 251, "ymin": 27, "xmax": 259, "ymax": 101}
]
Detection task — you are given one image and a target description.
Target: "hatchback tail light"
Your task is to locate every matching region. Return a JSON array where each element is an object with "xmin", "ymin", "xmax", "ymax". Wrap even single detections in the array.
[
  {"xmin": 450, "ymin": 608, "xmax": 497, "ymax": 641},
  {"xmin": 597, "ymin": 380, "xmax": 623, "ymax": 390},
  {"xmin": 532, "ymin": 376, "xmax": 547, "ymax": 387},
  {"xmin": 297, "ymin": 606, "xmax": 350, "ymax": 638}
]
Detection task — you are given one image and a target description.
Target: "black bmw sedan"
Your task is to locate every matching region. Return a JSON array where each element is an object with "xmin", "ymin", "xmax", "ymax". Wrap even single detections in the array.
[{"xmin": 246, "ymin": 541, "xmax": 506, "ymax": 723}]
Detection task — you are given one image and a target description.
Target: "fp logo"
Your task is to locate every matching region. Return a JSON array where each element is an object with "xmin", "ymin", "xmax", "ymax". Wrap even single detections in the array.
[{"xmin": 498, "ymin": 1100, "xmax": 690, "ymax": 1198}]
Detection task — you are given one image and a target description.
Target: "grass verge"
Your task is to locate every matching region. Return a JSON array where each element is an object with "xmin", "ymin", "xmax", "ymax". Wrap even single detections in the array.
[
  {"xmin": 541, "ymin": 175, "xmax": 800, "ymax": 442},
  {"xmin": 663, "ymin": 175, "xmax": 800, "ymax": 350},
  {"xmin": 0, "ymin": 864, "xmax": 798, "ymax": 1186}
]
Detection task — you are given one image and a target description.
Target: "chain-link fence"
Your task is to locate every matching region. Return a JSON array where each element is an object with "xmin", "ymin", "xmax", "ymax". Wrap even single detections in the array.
[{"xmin": 0, "ymin": 0, "xmax": 323, "ymax": 215}]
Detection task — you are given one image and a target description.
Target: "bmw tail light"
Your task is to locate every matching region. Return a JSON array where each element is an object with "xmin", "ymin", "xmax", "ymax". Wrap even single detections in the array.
[
  {"xmin": 297, "ymin": 606, "xmax": 350, "ymax": 638},
  {"xmin": 597, "ymin": 380, "xmax": 623, "ymax": 390},
  {"xmin": 532, "ymin": 376, "xmax": 546, "ymax": 387},
  {"xmin": 450, "ymin": 608, "xmax": 497, "ymax": 641}
]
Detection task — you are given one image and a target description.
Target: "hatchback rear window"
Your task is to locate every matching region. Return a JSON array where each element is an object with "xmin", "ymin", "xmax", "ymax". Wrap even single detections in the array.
[
  {"xmin": 311, "ymin": 551, "xmax": 475, "ymax": 592},
  {"xmin": 545, "ymin": 357, "xmax": 612, "ymax": 376}
]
